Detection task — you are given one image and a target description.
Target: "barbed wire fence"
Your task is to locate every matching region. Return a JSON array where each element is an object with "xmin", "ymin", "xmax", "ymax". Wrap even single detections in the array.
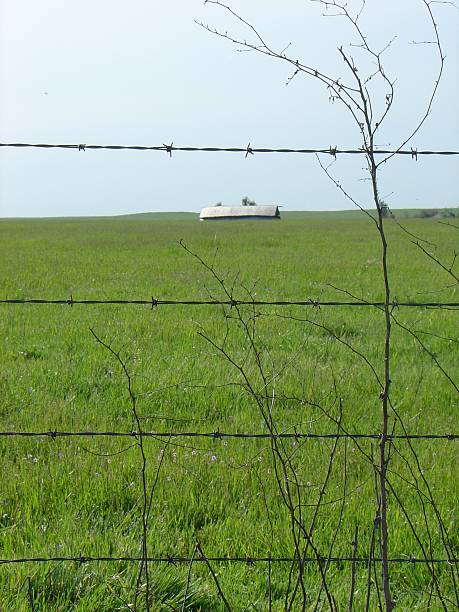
[
  {"xmin": 2, "ymin": 141, "xmax": 459, "ymax": 609},
  {"xmin": 2, "ymin": 143, "xmax": 458, "ymax": 607},
  {"xmin": 2, "ymin": 2, "xmax": 459, "ymax": 610}
]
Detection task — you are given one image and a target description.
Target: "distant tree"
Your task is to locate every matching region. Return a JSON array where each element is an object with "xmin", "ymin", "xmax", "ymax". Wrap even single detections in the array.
[
  {"xmin": 215, "ymin": 201, "xmax": 222, "ymax": 206},
  {"xmin": 241, "ymin": 196, "xmax": 256, "ymax": 206},
  {"xmin": 379, "ymin": 200, "xmax": 391, "ymax": 218},
  {"xmin": 419, "ymin": 209, "xmax": 436, "ymax": 218}
]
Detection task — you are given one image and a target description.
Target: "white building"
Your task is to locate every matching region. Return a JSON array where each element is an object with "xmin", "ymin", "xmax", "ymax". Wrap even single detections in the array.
[{"xmin": 200, "ymin": 205, "xmax": 280, "ymax": 221}]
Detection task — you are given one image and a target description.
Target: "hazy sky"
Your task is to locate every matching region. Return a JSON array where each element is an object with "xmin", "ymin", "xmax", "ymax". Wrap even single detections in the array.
[{"xmin": 0, "ymin": 0, "xmax": 458, "ymax": 217}]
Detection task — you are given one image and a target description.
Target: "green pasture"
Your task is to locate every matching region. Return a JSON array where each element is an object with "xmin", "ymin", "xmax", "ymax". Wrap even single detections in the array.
[{"xmin": 0, "ymin": 213, "xmax": 457, "ymax": 610}]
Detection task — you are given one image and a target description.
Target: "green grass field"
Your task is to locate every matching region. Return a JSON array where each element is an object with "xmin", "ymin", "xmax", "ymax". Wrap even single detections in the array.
[{"xmin": 0, "ymin": 213, "xmax": 457, "ymax": 610}]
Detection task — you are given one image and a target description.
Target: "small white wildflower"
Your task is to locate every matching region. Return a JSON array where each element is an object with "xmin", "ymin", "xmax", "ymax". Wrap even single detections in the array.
[
  {"xmin": 211, "ymin": 455, "xmax": 217, "ymax": 462},
  {"xmin": 25, "ymin": 453, "xmax": 38, "ymax": 463}
]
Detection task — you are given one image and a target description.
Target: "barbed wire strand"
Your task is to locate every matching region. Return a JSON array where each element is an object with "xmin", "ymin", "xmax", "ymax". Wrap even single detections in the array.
[
  {"xmin": 0, "ymin": 142, "xmax": 458, "ymax": 157},
  {"xmin": 1, "ymin": 298, "xmax": 459, "ymax": 309},
  {"xmin": 0, "ymin": 430, "xmax": 456, "ymax": 440},
  {"xmin": 0, "ymin": 555, "xmax": 457, "ymax": 566},
  {"xmin": 2, "ymin": 139, "xmax": 458, "ymax": 600}
]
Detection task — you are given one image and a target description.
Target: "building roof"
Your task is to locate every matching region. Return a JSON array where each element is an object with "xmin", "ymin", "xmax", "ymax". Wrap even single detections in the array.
[{"xmin": 200, "ymin": 205, "xmax": 280, "ymax": 220}]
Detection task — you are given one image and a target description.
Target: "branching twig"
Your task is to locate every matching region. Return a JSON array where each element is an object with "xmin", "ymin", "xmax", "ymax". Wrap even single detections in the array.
[{"xmin": 90, "ymin": 328, "xmax": 154, "ymax": 611}]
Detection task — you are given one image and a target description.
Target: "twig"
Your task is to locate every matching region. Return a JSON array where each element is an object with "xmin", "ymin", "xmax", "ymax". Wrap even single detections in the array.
[
  {"xmin": 348, "ymin": 526, "xmax": 359, "ymax": 611},
  {"xmin": 195, "ymin": 541, "xmax": 232, "ymax": 611},
  {"xmin": 181, "ymin": 544, "xmax": 198, "ymax": 611}
]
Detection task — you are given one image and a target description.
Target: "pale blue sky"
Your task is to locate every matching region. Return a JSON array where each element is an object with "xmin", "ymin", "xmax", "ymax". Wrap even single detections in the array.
[{"xmin": 0, "ymin": 0, "xmax": 457, "ymax": 217}]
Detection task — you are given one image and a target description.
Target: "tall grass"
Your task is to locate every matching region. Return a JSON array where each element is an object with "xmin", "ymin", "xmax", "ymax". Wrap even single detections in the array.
[{"xmin": 0, "ymin": 215, "xmax": 457, "ymax": 609}]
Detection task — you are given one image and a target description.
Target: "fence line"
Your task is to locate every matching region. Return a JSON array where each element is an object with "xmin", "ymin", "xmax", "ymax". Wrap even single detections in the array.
[
  {"xmin": 0, "ymin": 142, "xmax": 458, "ymax": 158},
  {"xmin": 1, "ymin": 555, "xmax": 457, "ymax": 566},
  {"xmin": 2, "ymin": 297, "xmax": 459, "ymax": 309},
  {"xmin": 3, "ymin": 145, "xmax": 458, "ymax": 605},
  {"xmin": 1, "ymin": 430, "xmax": 457, "ymax": 441}
]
